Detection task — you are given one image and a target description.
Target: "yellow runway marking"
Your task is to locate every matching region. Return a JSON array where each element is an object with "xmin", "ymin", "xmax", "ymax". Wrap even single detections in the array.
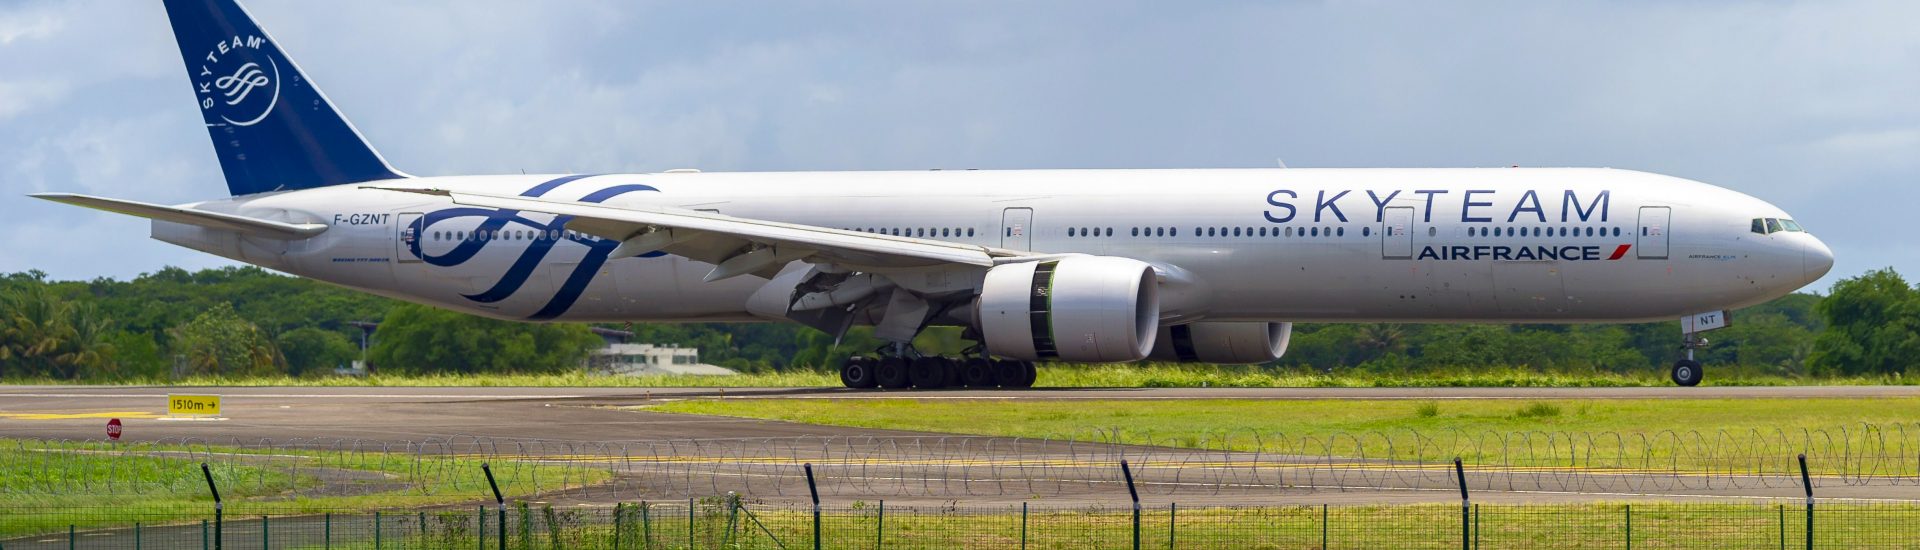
[{"xmin": 0, "ymin": 411, "xmax": 160, "ymax": 420}]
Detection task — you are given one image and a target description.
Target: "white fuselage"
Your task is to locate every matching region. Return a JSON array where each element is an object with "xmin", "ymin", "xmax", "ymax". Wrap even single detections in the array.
[{"xmin": 158, "ymin": 167, "xmax": 1830, "ymax": 326}]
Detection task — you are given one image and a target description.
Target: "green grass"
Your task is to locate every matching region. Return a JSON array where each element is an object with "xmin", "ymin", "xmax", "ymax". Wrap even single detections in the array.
[
  {"xmin": 642, "ymin": 396, "xmax": 1920, "ymax": 474},
  {"xmin": 5, "ymin": 363, "xmax": 1915, "ymax": 388},
  {"xmin": 0, "ymin": 439, "xmax": 609, "ymax": 538}
]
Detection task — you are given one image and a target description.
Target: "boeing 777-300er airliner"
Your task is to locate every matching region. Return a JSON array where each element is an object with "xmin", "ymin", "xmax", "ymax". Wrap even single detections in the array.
[{"xmin": 33, "ymin": 0, "xmax": 1833, "ymax": 388}]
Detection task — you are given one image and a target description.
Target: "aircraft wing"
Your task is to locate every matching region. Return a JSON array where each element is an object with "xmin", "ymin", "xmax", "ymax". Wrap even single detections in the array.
[
  {"xmin": 29, "ymin": 193, "xmax": 328, "ymax": 239},
  {"xmin": 381, "ymin": 188, "xmax": 1033, "ymax": 281}
]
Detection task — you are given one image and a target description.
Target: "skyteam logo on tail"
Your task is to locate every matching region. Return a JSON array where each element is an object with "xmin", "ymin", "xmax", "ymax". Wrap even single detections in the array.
[{"xmin": 195, "ymin": 35, "xmax": 280, "ymax": 127}]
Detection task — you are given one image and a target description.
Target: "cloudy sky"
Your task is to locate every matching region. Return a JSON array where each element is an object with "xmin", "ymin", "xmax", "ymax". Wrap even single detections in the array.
[{"xmin": 1, "ymin": 0, "xmax": 1913, "ymax": 292}]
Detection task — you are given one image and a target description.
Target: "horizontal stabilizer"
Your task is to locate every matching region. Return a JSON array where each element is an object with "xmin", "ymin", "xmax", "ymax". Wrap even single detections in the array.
[{"xmin": 29, "ymin": 193, "xmax": 326, "ymax": 239}]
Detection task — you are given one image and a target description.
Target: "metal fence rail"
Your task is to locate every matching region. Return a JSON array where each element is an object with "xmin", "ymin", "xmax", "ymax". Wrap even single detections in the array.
[
  {"xmin": 6, "ymin": 501, "xmax": 1920, "ymax": 549},
  {"xmin": 9, "ymin": 422, "xmax": 1920, "ymax": 500}
]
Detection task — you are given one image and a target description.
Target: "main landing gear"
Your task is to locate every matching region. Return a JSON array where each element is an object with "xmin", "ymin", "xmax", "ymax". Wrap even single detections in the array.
[
  {"xmin": 1670, "ymin": 333, "xmax": 1708, "ymax": 387},
  {"xmin": 839, "ymin": 353, "xmax": 1036, "ymax": 390}
]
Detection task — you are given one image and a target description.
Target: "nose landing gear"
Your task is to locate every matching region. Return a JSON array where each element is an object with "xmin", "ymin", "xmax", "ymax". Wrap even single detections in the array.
[{"xmin": 1671, "ymin": 332, "xmax": 1708, "ymax": 387}]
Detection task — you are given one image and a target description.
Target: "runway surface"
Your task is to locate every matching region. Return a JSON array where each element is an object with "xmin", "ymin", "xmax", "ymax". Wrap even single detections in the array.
[
  {"xmin": 5, "ymin": 385, "xmax": 1920, "ymax": 508},
  {"xmin": 5, "ymin": 384, "xmax": 1920, "ymax": 443}
]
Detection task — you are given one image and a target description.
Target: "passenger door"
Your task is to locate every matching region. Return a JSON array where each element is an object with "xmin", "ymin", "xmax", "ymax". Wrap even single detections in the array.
[
  {"xmin": 1637, "ymin": 206, "xmax": 1670, "ymax": 259},
  {"xmin": 1001, "ymin": 207, "xmax": 1033, "ymax": 251},
  {"xmin": 395, "ymin": 212, "xmax": 423, "ymax": 263}
]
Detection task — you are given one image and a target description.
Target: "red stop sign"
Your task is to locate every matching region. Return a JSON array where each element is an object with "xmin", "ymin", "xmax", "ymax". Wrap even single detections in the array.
[{"xmin": 106, "ymin": 418, "xmax": 122, "ymax": 441}]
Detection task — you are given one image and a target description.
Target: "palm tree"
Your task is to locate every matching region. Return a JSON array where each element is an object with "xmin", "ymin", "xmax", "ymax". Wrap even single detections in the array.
[
  {"xmin": 0, "ymin": 287, "xmax": 71, "ymax": 377},
  {"xmin": 1356, "ymin": 323, "xmax": 1406, "ymax": 361},
  {"xmin": 52, "ymin": 303, "xmax": 115, "ymax": 378}
]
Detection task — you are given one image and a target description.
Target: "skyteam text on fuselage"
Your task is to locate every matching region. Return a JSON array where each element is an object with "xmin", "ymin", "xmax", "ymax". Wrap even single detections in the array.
[{"xmin": 33, "ymin": 0, "xmax": 1833, "ymax": 388}]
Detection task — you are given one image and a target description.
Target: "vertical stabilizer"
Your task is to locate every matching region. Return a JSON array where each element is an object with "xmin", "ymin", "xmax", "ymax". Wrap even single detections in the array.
[{"xmin": 161, "ymin": 0, "xmax": 406, "ymax": 196}]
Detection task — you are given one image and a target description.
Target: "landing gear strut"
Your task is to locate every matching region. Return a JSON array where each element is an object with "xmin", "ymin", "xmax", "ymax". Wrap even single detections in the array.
[
  {"xmin": 839, "ymin": 353, "xmax": 1035, "ymax": 390},
  {"xmin": 1671, "ymin": 333, "xmax": 1708, "ymax": 387}
]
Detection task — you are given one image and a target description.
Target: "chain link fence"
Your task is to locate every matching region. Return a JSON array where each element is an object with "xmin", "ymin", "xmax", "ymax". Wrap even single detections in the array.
[
  {"xmin": 10, "ymin": 422, "xmax": 1920, "ymax": 501},
  {"xmin": 6, "ymin": 500, "xmax": 1920, "ymax": 549},
  {"xmin": 9, "ymin": 424, "xmax": 1920, "ymax": 547}
]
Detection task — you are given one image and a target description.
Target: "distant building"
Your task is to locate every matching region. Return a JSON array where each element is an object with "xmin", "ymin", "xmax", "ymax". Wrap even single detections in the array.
[{"xmin": 587, "ymin": 327, "xmax": 737, "ymax": 376}]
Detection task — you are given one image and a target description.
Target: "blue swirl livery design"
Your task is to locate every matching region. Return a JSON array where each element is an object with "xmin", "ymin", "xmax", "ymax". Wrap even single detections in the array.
[{"xmin": 407, "ymin": 176, "xmax": 665, "ymax": 320}]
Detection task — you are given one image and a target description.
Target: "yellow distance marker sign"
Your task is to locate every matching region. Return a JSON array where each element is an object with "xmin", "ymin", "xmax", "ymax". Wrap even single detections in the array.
[{"xmin": 167, "ymin": 394, "xmax": 222, "ymax": 416}]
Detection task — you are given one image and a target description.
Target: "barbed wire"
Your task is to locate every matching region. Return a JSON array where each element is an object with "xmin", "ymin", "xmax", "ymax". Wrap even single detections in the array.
[{"xmin": 6, "ymin": 422, "xmax": 1919, "ymax": 500}]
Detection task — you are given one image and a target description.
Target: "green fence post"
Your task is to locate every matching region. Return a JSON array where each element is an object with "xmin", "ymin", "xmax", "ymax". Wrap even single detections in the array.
[
  {"xmin": 687, "ymin": 498, "xmax": 694, "ymax": 550},
  {"xmin": 419, "ymin": 511, "xmax": 426, "ymax": 542},
  {"xmin": 1472, "ymin": 504, "xmax": 1479, "ymax": 550},
  {"xmin": 614, "ymin": 503, "xmax": 624, "ymax": 550},
  {"xmin": 1321, "ymin": 504, "xmax": 1328, "ymax": 549},
  {"xmin": 375, "ymin": 511, "xmax": 382, "ymax": 550},
  {"xmin": 67, "ymin": 524, "xmax": 73, "ymax": 550},
  {"xmin": 262, "ymin": 516, "xmax": 268, "ymax": 550},
  {"xmin": 1169, "ymin": 503, "xmax": 1176, "ymax": 549},
  {"xmin": 876, "ymin": 500, "xmax": 884, "ymax": 549},
  {"xmin": 804, "ymin": 464, "xmax": 821, "ymax": 550},
  {"xmin": 477, "ymin": 507, "xmax": 484, "ymax": 550},
  {"xmin": 201, "ymin": 463, "xmax": 222, "ymax": 550},
  {"xmin": 202, "ymin": 519, "xmax": 209, "ymax": 550},
  {"xmin": 1624, "ymin": 504, "xmax": 1631, "ymax": 550},
  {"xmin": 1799, "ymin": 454, "xmax": 1813, "ymax": 550},
  {"xmin": 1121, "ymin": 460, "xmax": 1140, "ymax": 550},
  {"xmin": 1020, "ymin": 502, "xmax": 1028, "ymax": 550},
  {"xmin": 1455, "ymin": 458, "xmax": 1470, "ymax": 550},
  {"xmin": 324, "ymin": 513, "xmax": 330, "ymax": 549},
  {"xmin": 136, "ymin": 522, "xmax": 142, "ymax": 550},
  {"xmin": 1778, "ymin": 504, "xmax": 1785, "ymax": 550},
  {"xmin": 641, "ymin": 502, "xmax": 652, "ymax": 550}
]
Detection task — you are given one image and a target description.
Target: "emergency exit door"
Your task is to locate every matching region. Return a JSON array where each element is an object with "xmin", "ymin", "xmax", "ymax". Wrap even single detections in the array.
[
  {"xmin": 1001, "ymin": 208, "xmax": 1033, "ymax": 251},
  {"xmin": 1381, "ymin": 206, "xmax": 1414, "ymax": 259},
  {"xmin": 1637, "ymin": 206, "xmax": 1670, "ymax": 259}
]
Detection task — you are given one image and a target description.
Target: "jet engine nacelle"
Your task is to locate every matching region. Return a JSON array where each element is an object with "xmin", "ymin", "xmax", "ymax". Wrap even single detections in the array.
[
  {"xmin": 976, "ymin": 256, "xmax": 1159, "ymax": 362},
  {"xmin": 1149, "ymin": 322, "xmax": 1292, "ymax": 364}
]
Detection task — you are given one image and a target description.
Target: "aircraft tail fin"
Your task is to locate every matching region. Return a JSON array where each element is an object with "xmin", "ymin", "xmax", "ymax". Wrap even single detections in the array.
[{"xmin": 161, "ymin": 0, "xmax": 406, "ymax": 196}]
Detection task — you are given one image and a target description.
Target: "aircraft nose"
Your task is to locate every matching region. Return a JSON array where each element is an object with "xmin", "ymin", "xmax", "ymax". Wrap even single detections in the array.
[{"xmin": 1804, "ymin": 236, "xmax": 1834, "ymax": 284}]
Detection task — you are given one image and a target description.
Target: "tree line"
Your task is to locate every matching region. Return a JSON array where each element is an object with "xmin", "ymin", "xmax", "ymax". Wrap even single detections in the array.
[{"xmin": 0, "ymin": 266, "xmax": 1914, "ymax": 380}]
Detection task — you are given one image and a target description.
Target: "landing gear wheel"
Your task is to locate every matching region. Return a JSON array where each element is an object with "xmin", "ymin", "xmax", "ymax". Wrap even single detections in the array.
[
  {"xmin": 961, "ymin": 358, "xmax": 996, "ymax": 387},
  {"xmin": 992, "ymin": 360, "xmax": 1027, "ymax": 388},
  {"xmin": 942, "ymin": 358, "xmax": 964, "ymax": 388},
  {"xmin": 876, "ymin": 357, "xmax": 912, "ymax": 389},
  {"xmin": 1671, "ymin": 359, "xmax": 1703, "ymax": 387},
  {"xmin": 1018, "ymin": 361, "xmax": 1038, "ymax": 388},
  {"xmin": 909, "ymin": 357, "xmax": 950, "ymax": 389},
  {"xmin": 840, "ymin": 356, "xmax": 879, "ymax": 389}
]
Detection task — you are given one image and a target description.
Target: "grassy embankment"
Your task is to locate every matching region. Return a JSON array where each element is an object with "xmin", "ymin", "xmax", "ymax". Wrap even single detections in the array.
[
  {"xmin": 644, "ymin": 397, "xmax": 1920, "ymax": 474},
  {"xmin": 4, "ymin": 363, "xmax": 1913, "ymax": 387},
  {"xmin": 0, "ymin": 439, "xmax": 608, "ymax": 538}
]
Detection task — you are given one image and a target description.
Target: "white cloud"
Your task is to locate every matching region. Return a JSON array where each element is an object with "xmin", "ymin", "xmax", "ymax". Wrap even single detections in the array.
[
  {"xmin": 0, "ymin": 79, "xmax": 67, "ymax": 119},
  {"xmin": 0, "ymin": 6, "xmax": 62, "ymax": 45}
]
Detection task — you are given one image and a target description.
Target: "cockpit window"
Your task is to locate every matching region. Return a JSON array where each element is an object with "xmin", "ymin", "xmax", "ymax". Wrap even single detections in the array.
[{"xmin": 1753, "ymin": 217, "xmax": 1806, "ymax": 234}]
